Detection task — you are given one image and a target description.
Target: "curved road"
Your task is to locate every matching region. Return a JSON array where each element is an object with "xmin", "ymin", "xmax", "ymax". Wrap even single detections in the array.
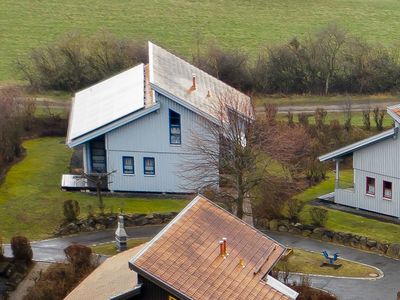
[
  {"xmin": 266, "ymin": 230, "xmax": 400, "ymax": 300},
  {"xmin": 4, "ymin": 226, "xmax": 399, "ymax": 299}
]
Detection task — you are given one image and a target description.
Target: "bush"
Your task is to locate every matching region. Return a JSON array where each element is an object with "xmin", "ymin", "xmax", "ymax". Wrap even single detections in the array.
[
  {"xmin": 309, "ymin": 207, "xmax": 329, "ymax": 227},
  {"xmin": 63, "ymin": 200, "xmax": 80, "ymax": 222},
  {"xmin": 373, "ymin": 107, "xmax": 385, "ymax": 131},
  {"xmin": 362, "ymin": 109, "xmax": 371, "ymax": 130},
  {"xmin": 287, "ymin": 199, "xmax": 304, "ymax": 223},
  {"xmin": 18, "ymin": 32, "xmax": 147, "ymax": 92},
  {"xmin": 11, "ymin": 236, "xmax": 33, "ymax": 263},
  {"xmin": 64, "ymin": 244, "xmax": 92, "ymax": 274}
]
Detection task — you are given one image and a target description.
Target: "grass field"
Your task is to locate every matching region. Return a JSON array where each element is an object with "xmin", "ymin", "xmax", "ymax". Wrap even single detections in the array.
[
  {"xmin": 276, "ymin": 248, "xmax": 380, "ymax": 278},
  {"xmin": 2, "ymin": 0, "xmax": 400, "ymax": 81},
  {"xmin": 91, "ymin": 238, "xmax": 149, "ymax": 256},
  {"xmin": 0, "ymin": 137, "xmax": 189, "ymax": 241},
  {"xmin": 296, "ymin": 170, "xmax": 400, "ymax": 244}
]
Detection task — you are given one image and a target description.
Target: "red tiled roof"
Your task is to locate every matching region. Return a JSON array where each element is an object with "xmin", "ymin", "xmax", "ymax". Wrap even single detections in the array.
[{"xmin": 130, "ymin": 195, "xmax": 289, "ymax": 300}]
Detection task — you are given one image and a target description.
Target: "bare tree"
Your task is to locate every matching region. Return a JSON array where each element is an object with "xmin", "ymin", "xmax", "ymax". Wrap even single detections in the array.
[
  {"xmin": 81, "ymin": 171, "xmax": 115, "ymax": 215},
  {"xmin": 182, "ymin": 92, "xmax": 263, "ymax": 219}
]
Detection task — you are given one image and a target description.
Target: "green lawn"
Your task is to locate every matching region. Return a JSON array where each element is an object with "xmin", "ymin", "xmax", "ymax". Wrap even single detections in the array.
[
  {"xmin": 0, "ymin": 137, "xmax": 189, "ymax": 241},
  {"xmin": 91, "ymin": 238, "xmax": 149, "ymax": 256},
  {"xmin": 296, "ymin": 170, "xmax": 400, "ymax": 244},
  {"xmin": 276, "ymin": 248, "xmax": 379, "ymax": 278},
  {"xmin": 2, "ymin": 0, "xmax": 400, "ymax": 81}
]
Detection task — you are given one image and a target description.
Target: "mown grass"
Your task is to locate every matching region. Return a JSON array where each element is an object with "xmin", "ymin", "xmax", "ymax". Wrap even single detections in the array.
[
  {"xmin": 0, "ymin": 137, "xmax": 189, "ymax": 241},
  {"xmin": 297, "ymin": 170, "xmax": 400, "ymax": 244},
  {"xmin": 276, "ymin": 248, "xmax": 379, "ymax": 278},
  {"xmin": 2, "ymin": 0, "xmax": 400, "ymax": 81},
  {"xmin": 91, "ymin": 238, "xmax": 149, "ymax": 256}
]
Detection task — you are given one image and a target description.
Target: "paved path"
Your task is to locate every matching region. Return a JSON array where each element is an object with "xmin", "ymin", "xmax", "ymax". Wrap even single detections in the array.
[
  {"xmin": 3, "ymin": 225, "xmax": 164, "ymax": 263},
  {"xmin": 266, "ymin": 230, "xmax": 400, "ymax": 300}
]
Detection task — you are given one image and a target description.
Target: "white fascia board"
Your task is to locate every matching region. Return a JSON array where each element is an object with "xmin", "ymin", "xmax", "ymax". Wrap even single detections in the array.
[
  {"xmin": 266, "ymin": 275, "xmax": 299, "ymax": 299},
  {"xmin": 319, "ymin": 128, "xmax": 396, "ymax": 162},
  {"xmin": 67, "ymin": 103, "xmax": 160, "ymax": 148},
  {"xmin": 387, "ymin": 105, "xmax": 400, "ymax": 124},
  {"xmin": 150, "ymin": 83, "xmax": 220, "ymax": 125}
]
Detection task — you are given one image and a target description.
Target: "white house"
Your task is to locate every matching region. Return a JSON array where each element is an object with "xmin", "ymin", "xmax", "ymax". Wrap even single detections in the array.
[
  {"xmin": 65, "ymin": 42, "xmax": 252, "ymax": 193},
  {"xmin": 319, "ymin": 104, "xmax": 400, "ymax": 218}
]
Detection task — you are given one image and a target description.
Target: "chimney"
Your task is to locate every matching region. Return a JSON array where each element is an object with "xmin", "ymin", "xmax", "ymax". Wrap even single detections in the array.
[
  {"xmin": 206, "ymin": 90, "xmax": 211, "ymax": 98},
  {"xmin": 192, "ymin": 73, "xmax": 196, "ymax": 90},
  {"xmin": 115, "ymin": 215, "xmax": 128, "ymax": 252},
  {"xmin": 219, "ymin": 240, "xmax": 224, "ymax": 257},
  {"xmin": 222, "ymin": 237, "xmax": 228, "ymax": 255}
]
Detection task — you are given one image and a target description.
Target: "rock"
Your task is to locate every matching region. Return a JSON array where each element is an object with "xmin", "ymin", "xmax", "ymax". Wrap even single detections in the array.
[
  {"xmin": 387, "ymin": 244, "xmax": 400, "ymax": 259},
  {"xmin": 150, "ymin": 218, "xmax": 163, "ymax": 225},
  {"xmin": 377, "ymin": 242, "xmax": 388, "ymax": 254},
  {"xmin": 294, "ymin": 223, "xmax": 304, "ymax": 230},
  {"xmin": 350, "ymin": 238, "xmax": 360, "ymax": 248},
  {"xmin": 135, "ymin": 216, "xmax": 149, "ymax": 226},
  {"xmin": 310, "ymin": 227, "xmax": 325, "ymax": 239},
  {"xmin": 279, "ymin": 219, "xmax": 290, "ymax": 226},
  {"xmin": 278, "ymin": 225, "xmax": 288, "ymax": 232},
  {"xmin": 66, "ymin": 222, "xmax": 79, "ymax": 233},
  {"xmin": 322, "ymin": 235, "xmax": 332, "ymax": 242},
  {"xmin": 367, "ymin": 239, "xmax": 377, "ymax": 248},
  {"xmin": 302, "ymin": 230, "xmax": 312, "ymax": 237},
  {"xmin": 269, "ymin": 219, "xmax": 278, "ymax": 231}
]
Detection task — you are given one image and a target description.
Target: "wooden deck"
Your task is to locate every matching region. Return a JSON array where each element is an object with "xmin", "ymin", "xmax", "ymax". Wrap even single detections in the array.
[{"xmin": 61, "ymin": 174, "xmax": 108, "ymax": 191}]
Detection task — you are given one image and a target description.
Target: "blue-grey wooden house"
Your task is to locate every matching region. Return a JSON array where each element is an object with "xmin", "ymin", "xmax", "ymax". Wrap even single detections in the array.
[
  {"xmin": 319, "ymin": 105, "xmax": 400, "ymax": 218},
  {"xmin": 65, "ymin": 42, "xmax": 252, "ymax": 193}
]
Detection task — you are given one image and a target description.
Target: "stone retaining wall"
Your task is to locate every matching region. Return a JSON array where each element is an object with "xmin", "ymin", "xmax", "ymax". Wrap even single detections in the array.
[
  {"xmin": 255, "ymin": 218, "xmax": 400, "ymax": 260},
  {"xmin": 53, "ymin": 212, "xmax": 178, "ymax": 236}
]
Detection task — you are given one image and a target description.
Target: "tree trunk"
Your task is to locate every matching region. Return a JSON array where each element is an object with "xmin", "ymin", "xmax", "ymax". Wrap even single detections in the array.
[
  {"xmin": 96, "ymin": 181, "xmax": 104, "ymax": 215},
  {"xmin": 236, "ymin": 194, "xmax": 244, "ymax": 219},
  {"xmin": 324, "ymin": 73, "xmax": 330, "ymax": 95}
]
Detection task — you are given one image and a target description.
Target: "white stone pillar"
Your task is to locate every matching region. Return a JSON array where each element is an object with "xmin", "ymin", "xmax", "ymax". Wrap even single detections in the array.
[{"xmin": 115, "ymin": 215, "xmax": 128, "ymax": 252}]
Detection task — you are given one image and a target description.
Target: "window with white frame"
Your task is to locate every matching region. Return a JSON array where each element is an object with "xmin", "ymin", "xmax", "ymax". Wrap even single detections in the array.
[
  {"xmin": 366, "ymin": 177, "xmax": 375, "ymax": 195},
  {"xmin": 383, "ymin": 180, "xmax": 392, "ymax": 199},
  {"xmin": 143, "ymin": 157, "xmax": 155, "ymax": 175},
  {"xmin": 169, "ymin": 109, "xmax": 181, "ymax": 144},
  {"xmin": 122, "ymin": 156, "xmax": 134, "ymax": 174}
]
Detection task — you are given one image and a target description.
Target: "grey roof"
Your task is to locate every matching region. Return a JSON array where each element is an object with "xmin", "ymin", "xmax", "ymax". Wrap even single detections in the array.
[
  {"xmin": 149, "ymin": 42, "xmax": 253, "ymax": 123},
  {"xmin": 319, "ymin": 128, "xmax": 398, "ymax": 161}
]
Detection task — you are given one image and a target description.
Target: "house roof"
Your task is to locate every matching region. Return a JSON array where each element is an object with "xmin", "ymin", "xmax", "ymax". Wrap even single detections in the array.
[
  {"xmin": 65, "ymin": 243, "xmax": 146, "ymax": 300},
  {"xmin": 129, "ymin": 195, "xmax": 296, "ymax": 300},
  {"xmin": 149, "ymin": 42, "xmax": 253, "ymax": 123},
  {"xmin": 319, "ymin": 128, "xmax": 398, "ymax": 161},
  {"xmin": 67, "ymin": 64, "xmax": 148, "ymax": 145},
  {"xmin": 387, "ymin": 104, "xmax": 400, "ymax": 124},
  {"xmin": 66, "ymin": 42, "xmax": 253, "ymax": 147}
]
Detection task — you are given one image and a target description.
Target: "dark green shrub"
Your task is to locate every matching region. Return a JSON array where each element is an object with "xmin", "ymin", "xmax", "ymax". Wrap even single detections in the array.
[
  {"xmin": 63, "ymin": 200, "xmax": 80, "ymax": 222},
  {"xmin": 362, "ymin": 109, "xmax": 371, "ymax": 130},
  {"xmin": 64, "ymin": 244, "xmax": 92, "ymax": 274},
  {"xmin": 373, "ymin": 107, "xmax": 385, "ymax": 131},
  {"xmin": 309, "ymin": 207, "xmax": 329, "ymax": 227},
  {"xmin": 287, "ymin": 199, "xmax": 305, "ymax": 223},
  {"xmin": 11, "ymin": 236, "xmax": 33, "ymax": 263}
]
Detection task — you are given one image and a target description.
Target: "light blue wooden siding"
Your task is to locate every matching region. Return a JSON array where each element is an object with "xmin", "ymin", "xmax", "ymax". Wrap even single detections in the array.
[
  {"xmin": 353, "ymin": 135, "xmax": 400, "ymax": 178},
  {"xmin": 105, "ymin": 92, "xmax": 218, "ymax": 193},
  {"xmin": 335, "ymin": 134, "xmax": 400, "ymax": 217}
]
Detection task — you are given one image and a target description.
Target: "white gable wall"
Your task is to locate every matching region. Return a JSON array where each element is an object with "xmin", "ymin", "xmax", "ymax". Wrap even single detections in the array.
[
  {"xmin": 105, "ymin": 93, "xmax": 218, "ymax": 193},
  {"xmin": 335, "ymin": 134, "xmax": 400, "ymax": 217}
]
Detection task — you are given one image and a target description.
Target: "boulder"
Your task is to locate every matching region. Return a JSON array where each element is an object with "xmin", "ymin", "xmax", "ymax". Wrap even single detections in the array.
[
  {"xmin": 257, "ymin": 218, "xmax": 269, "ymax": 229},
  {"xmin": 310, "ymin": 227, "xmax": 325, "ymax": 239},
  {"xmin": 302, "ymin": 230, "xmax": 312, "ymax": 237},
  {"xmin": 278, "ymin": 225, "xmax": 288, "ymax": 232},
  {"xmin": 387, "ymin": 244, "xmax": 400, "ymax": 259},
  {"xmin": 377, "ymin": 242, "xmax": 388, "ymax": 254},
  {"xmin": 367, "ymin": 239, "xmax": 377, "ymax": 248},
  {"xmin": 134, "ymin": 216, "xmax": 149, "ymax": 226}
]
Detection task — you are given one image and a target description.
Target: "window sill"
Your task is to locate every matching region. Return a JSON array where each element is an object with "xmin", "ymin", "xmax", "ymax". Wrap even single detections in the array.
[
  {"xmin": 144, "ymin": 174, "xmax": 156, "ymax": 177},
  {"xmin": 170, "ymin": 144, "xmax": 182, "ymax": 147},
  {"xmin": 123, "ymin": 174, "xmax": 135, "ymax": 176},
  {"xmin": 383, "ymin": 197, "xmax": 392, "ymax": 201},
  {"xmin": 365, "ymin": 193, "xmax": 375, "ymax": 198}
]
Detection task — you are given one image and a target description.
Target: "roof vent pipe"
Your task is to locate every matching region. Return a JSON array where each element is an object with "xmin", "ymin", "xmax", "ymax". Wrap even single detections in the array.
[
  {"xmin": 192, "ymin": 73, "xmax": 196, "ymax": 90},
  {"xmin": 219, "ymin": 240, "xmax": 224, "ymax": 257},
  {"xmin": 222, "ymin": 237, "xmax": 227, "ymax": 255}
]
